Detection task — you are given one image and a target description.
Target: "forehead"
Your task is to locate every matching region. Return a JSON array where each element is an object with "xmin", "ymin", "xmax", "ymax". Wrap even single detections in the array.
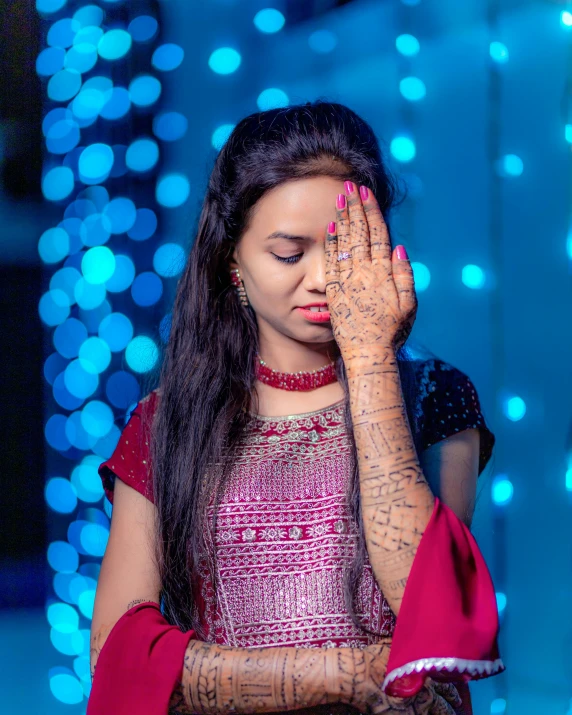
[{"xmin": 247, "ymin": 176, "xmax": 343, "ymax": 235}]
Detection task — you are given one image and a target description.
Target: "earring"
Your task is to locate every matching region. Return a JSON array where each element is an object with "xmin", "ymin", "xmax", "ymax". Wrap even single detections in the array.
[{"xmin": 230, "ymin": 267, "xmax": 249, "ymax": 307}]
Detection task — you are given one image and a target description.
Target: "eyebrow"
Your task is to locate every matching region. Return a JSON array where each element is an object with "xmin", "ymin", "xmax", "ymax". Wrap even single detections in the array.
[{"xmin": 265, "ymin": 231, "xmax": 314, "ymax": 242}]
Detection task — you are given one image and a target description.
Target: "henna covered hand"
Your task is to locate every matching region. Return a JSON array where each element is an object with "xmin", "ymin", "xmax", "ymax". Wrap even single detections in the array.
[{"xmin": 324, "ymin": 182, "xmax": 417, "ymax": 356}]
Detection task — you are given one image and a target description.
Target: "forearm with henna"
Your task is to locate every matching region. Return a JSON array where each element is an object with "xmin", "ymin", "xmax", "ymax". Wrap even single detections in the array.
[{"xmin": 345, "ymin": 345, "xmax": 435, "ymax": 617}]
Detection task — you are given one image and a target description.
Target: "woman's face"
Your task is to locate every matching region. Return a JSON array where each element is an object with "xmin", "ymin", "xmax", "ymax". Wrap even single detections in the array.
[{"xmin": 232, "ymin": 176, "xmax": 345, "ymax": 347}]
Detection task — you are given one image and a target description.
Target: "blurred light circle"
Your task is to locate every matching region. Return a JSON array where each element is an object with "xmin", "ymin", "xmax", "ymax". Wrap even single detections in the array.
[
  {"xmin": 98, "ymin": 29, "xmax": 132, "ymax": 61},
  {"xmin": 47, "ymin": 540, "xmax": 79, "ymax": 573},
  {"xmin": 73, "ymin": 5, "xmax": 104, "ymax": 27},
  {"xmin": 159, "ymin": 313, "xmax": 171, "ymax": 344},
  {"xmin": 54, "ymin": 572, "xmax": 80, "ymax": 604},
  {"xmin": 156, "ymin": 173, "xmax": 190, "ymax": 208},
  {"xmin": 74, "ymin": 277, "xmax": 106, "ymax": 310},
  {"xmin": 98, "ymin": 86, "xmax": 130, "ymax": 120},
  {"xmin": 128, "ymin": 208, "xmax": 157, "ymax": 241},
  {"xmin": 78, "ymin": 143, "xmax": 114, "ymax": 184},
  {"xmin": 64, "ymin": 360, "xmax": 99, "ymax": 399},
  {"xmin": 37, "ymin": 47, "xmax": 66, "ymax": 76},
  {"xmin": 45, "ymin": 414, "xmax": 72, "ymax": 451},
  {"xmin": 131, "ymin": 272, "xmax": 163, "ymax": 306},
  {"xmin": 49, "ymin": 671, "xmax": 83, "ymax": 705},
  {"xmin": 48, "ymin": 69, "xmax": 82, "ymax": 102},
  {"xmin": 43, "ymin": 107, "xmax": 73, "ymax": 136},
  {"xmin": 106, "ymin": 254, "xmax": 135, "ymax": 292},
  {"xmin": 37, "ymin": 0, "xmax": 67, "ymax": 13},
  {"xmin": 106, "ymin": 371, "xmax": 140, "ymax": 408},
  {"xmin": 498, "ymin": 154, "xmax": 523, "ymax": 177},
  {"xmin": 65, "ymin": 198, "xmax": 97, "ymax": 221},
  {"xmin": 46, "ymin": 477, "xmax": 78, "ymax": 514},
  {"xmin": 562, "ymin": 11, "xmax": 572, "ymax": 27},
  {"xmin": 79, "ymin": 336, "xmax": 111, "ymax": 374},
  {"xmin": 66, "ymin": 414, "xmax": 98, "ymax": 451},
  {"xmin": 78, "ymin": 589, "xmax": 96, "ymax": 618},
  {"xmin": 129, "ymin": 74, "xmax": 162, "ymax": 107},
  {"xmin": 82, "ymin": 246, "xmax": 116, "ymax": 284},
  {"xmin": 153, "ymin": 243, "xmax": 185, "ymax": 277},
  {"xmin": 103, "ymin": 197, "xmax": 137, "ymax": 234},
  {"xmin": 153, "ymin": 111, "xmax": 188, "ymax": 142},
  {"xmin": 211, "ymin": 124, "xmax": 234, "ymax": 150},
  {"xmin": 128, "ymin": 15, "xmax": 158, "ymax": 42},
  {"xmin": 257, "ymin": 88, "xmax": 289, "ymax": 110},
  {"xmin": 99, "ymin": 313, "xmax": 133, "ymax": 352},
  {"xmin": 71, "ymin": 88, "xmax": 107, "ymax": 121},
  {"xmin": 83, "ymin": 74, "xmax": 112, "ymax": 94},
  {"xmin": 490, "ymin": 41, "xmax": 509, "ymax": 64},
  {"xmin": 79, "ymin": 299, "xmax": 111, "ymax": 334},
  {"xmin": 396, "ymin": 34, "xmax": 420, "ymax": 56},
  {"xmin": 48, "ymin": 18, "xmax": 80, "ymax": 48},
  {"xmin": 48, "ymin": 601, "xmax": 79, "ymax": 634},
  {"xmin": 39, "ymin": 289, "xmax": 71, "ymax": 326},
  {"xmin": 50, "ymin": 629, "xmax": 84, "ymax": 657},
  {"xmin": 208, "ymin": 47, "xmax": 241, "ymax": 75},
  {"xmin": 125, "ymin": 336, "xmax": 160, "ymax": 373},
  {"xmin": 126, "ymin": 138, "xmax": 159, "ymax": 172},
  {"xmin": 69, "ymin": 571, "xmax": 97, "ymax": 604},
  {"xmin": 71, "ymin": 462, "xmax": 104, "ymax": 502},
  {"xmin": 44, "ymin": 352, "xmax": 68, "ymax": 385},
  {"xmin": 80, "ymin": 213, "xmax": 112, "ymax": 247},
  {"xmin": 492, "ymin": 475, "xmax": 513, "ymax": 505},
  {"xmin": 308, "ymin": 29, "xmax": 337, "ymax": 54},
  {"xmin": 58, "ymin": 218, "xmax": 83, "ymax": 252},
  {"xmin": 65, "ymin": 44, "xmax": 98, "ymax": 74},
  {"xmin": 80, "ymin": 523, "xmax": 109, "ymax": 557},
  {"xmin": 43, "ymin": 166, "xmax": 75, "ymax": 201},
  {"xmin": 95, "ymin": 424, "xmax": 121, "ymax": 463},
  {"xmin": 62, "ymin": 146, "xmax": 84, "ymax": 181},
  {"xmin": 461, "ymin": 264, "xmax": 485, "ymax": 290},
  {"xmin": 152, "ymin": 43, "xmax": 184, "ymax": 71},
  {"xmin": 400, "ymin": 76, "xmax": 426, "ymax": 101},
  {"xmin": 53, "ymin": 372, "xmax": 85, "ymax": 410},
  {"xmin": 73, "ymin": 652, "xmax": 91, "ymax": 680},
  {"xmin": 39, "ymin": 227, "xmax": 70, "ymax": 264},
  {"xmin": 73, "ymin": 25, "xmax": 103, "ymax": 47},
  {"xmin": 109, "ymin": 144, "xmax": 128, "ymax": 178},
  {"xmin": 505, "ymin": 396, "xmax": 526, "ymax": 422},
  {"xmin": 390, "ymin": 136, "xmax": 416, "ymax": 162},
  {"xmin": 254, "ymin": 8, "xmax": 285, "ymax": 33},
  {"xmin": 53, "ymin": 318, "xmax": 88, "ymax": 358},
  {"xmin": 78, "ymin": 185, "xmax": 109, "ymax": 211},
  {"xmin": 411, "ymin": 262, "xmax": 431, "ymax": 292},
  {"xmin": 46, "ymin": 118, "xmax": 80, "ymax": 154},
  {"xmin": 81, "ymin": 400, "xmax": 114, "ymax": 438}
]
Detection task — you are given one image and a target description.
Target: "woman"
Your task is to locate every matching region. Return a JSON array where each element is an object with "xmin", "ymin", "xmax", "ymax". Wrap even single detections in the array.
[{"xmin": 88, "ymin": 101, "xmax": 504, "ymax": 715}]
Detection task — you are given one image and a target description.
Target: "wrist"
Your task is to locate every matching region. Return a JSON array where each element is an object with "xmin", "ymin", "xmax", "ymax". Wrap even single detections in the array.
[
  {"xmin": 342, "ymin": 344, "xmax": 397, "ymax": 377},
  {"xmin": 326, "ymin": 648, "xmax": 364, "ymax": 708}
]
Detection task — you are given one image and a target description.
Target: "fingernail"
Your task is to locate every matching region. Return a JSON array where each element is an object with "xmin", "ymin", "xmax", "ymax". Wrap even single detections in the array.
[
  {"xmin": 328, "ymin": 221, "xmax": 336, "ymax": 233},
  {"xmin": 396, "ymin": 245, "xmax": 409, "ymax": 260},
  {"xmin": 337, "ymin": 194, "xmax": 346, "ymax": 209},
  {"xmin": 344, "ymin": 181, "xmax": 354, "ymax": 194},
  {"xmin": 360, "ymin": 185, "xmax": 369, "ymax": 201}
]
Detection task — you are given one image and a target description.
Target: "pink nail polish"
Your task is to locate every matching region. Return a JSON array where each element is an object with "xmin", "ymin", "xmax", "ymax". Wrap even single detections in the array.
[
  {"xmin": 337, "ymin": 194, "xmax": 346, "ymax": 209},
  {"xmin": 328, "ymin": 221, "xmax": 336, "ymax": 233},
  {"xmin": 360, "ymin": 185, "xmax": 369, "ymax": 201},
  {"xmin": 396, "ymin": 245, "xmax": 409, "ymax": 261},
  {"xmin": 344, "ymin": 181, "xmax": 354, "ymax": 194}
]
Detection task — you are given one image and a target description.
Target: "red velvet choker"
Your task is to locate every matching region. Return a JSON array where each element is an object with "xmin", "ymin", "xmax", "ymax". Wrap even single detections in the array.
[{"xmin": 254, "ymin": 354, "xmax": 338, "ymax": 391}]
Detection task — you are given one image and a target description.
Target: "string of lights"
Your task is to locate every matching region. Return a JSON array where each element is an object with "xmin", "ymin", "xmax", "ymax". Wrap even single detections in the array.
[{"xmin": 36, "ymin": 0, "xmax": 187, "ymax": 706}]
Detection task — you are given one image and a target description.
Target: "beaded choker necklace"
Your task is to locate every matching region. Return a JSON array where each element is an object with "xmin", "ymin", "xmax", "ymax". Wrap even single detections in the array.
[{"xmin": 254, "ymin": 354, "xmax": 338, "ymax": 391}]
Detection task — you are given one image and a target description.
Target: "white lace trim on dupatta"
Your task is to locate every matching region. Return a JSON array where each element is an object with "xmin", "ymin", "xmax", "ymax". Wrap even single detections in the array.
[{"xmin": 382, "ymin": 657, "xmax": 505, "ymax": 691}]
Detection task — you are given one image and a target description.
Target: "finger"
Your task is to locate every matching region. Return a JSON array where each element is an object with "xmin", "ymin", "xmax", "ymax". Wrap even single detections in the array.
[
  {"xmin": 345, "ymin": 181, "xmax": 371, "ymax": 263},
  {"xmin": 391, "ymin": 245, "xmax": 417, "ymax": 315},
  {"xmin": 361, "ymin": 187, "xmax": 392, "ymax": 267},
  {"xmin": 431, "ymin": 695, "xmax": 456, "ymax": 715},
  {"xmin": 335, "ymin": 191, "xmax": 352, "ymax": 276},
  {"xmin": 324, "ymin": 221, "xmax": 339, "ymax": 292},
  {"xmin": 432, "ymin": 682, "xmax": 463, "ymax": 709}
]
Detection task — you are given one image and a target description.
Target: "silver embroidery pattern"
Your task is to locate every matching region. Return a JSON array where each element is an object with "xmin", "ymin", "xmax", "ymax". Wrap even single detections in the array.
[
  {"xmin": 198, "ymin": 402, "xmax": 396, "ymax": 649},
  {"xmin": 382, "ymin": 656, "xmax": 506, "ymax": 691}
]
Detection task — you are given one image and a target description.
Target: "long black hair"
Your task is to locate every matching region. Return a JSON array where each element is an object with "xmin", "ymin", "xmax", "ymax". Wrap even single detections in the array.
[{"xmin": 143, "ymin": 100, "xmax": 437, "ymax": 638}]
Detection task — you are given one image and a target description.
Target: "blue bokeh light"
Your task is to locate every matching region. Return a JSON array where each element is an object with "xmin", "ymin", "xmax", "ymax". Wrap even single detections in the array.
[
  {"xmin": 64, "ymin": 359, "xmax": 99, "ymax": 399},
  {"xmin": 100, "ymin": 86, "xmax": 131, "ymax": 120},
  {"xmin": 504, "ymin": 396, "xmax": 526, "ymax": 422},
  {"xmin": 65, "ymin": 43, "xmax": 98, "ymax": 74},
  {"xmin": 125, "ymin": 335, "xmax": 160, "ymax": 373},
  {"xmin": 400, "ymin": 76, "xmax": 426, "ymax": 101},
  {"xmin": 129, "ymin": 74, "xmax": 162, "ymax": 107},
  {"xmin": 48, "ymin": 541, "xmax": 79, "ymax": 573},
  {"xmin": 128, "ymin": 15, "xmax": 158, "ymax": 42},
  {"xmin": 37, "ymin": 47, "xmax": 66, "ymax": 77},
  {"xmin": 492, "ymin": 475, "xmax": 514, "ymax": 506},
  {"xmin": 98, "ymin": 312, "xmax": 133, "ymax": 352},
  {"xmin": 81, "ymin": 401, "xmax": 114, "ymax": 439},
  {"xmin": 490, "ymin": 41, "xmax": 509, "ymax": 63},
  {"xmin": 82, "ymin": 246, "xmax": 116, "ymax": 284},
  {"xmin": 211, "ymin": 124, "xmax": 235, "ymax": 151},
  {"xmin": 156, "ymin": 173, "xmax": 190, "ymax": 208},
  {"xmin": 37, "ymin": 0, "xmax": 68, "ymax": 13},
  {"xmin": 254, "ymin": 8, "xmax": 285, "ymax": 34},
  {"xmin": 39, "ymin": 289, "xmax": 71, "ymax": 326},
  {"xmin": 78, "ymin": 143, "xmax": 114, "ymax": 184},
  {"xmin": 48, "ymin": 69, "xmax": 82, "ymax": 102},
  {"xmin": 131, "ymin": 271, "xmax": 163, "ymax": 306},
  {"xmin": 48, "ymin": 18, "xmax": 80, "ymax": 49},
  {"xmin": 125, "ymin": 138, "xmax": 159, "ymax": 172},
  {"xmin": 39, "ymin": 227, "xmax": 71, "ymax": 264},
  {"xmin": 128, "ymin": 208, "xmax": 157, "ymax": 241},
  {"xmin": 73, "ymin": 5, "xmax": 104, "ymax": 28},
  {"xmin": 257, "ymin": 88, "xmax": 289, "ymax": 110},
  {"xmin": 396, "ymin": 34, "xmax": 420, "ymax": 56},
  {"xmin": 49, "ymin": 670, "xmax": 84, "ymax": 705},
  {"xmin": 461, "ymin": 264, "xmax": 486, "ymax": 290},
  {"xmin": 106, "ymin": 254, "xmax": 136, "ymax": 292},
  {"xmin": 53, "ymin": 318, "xmax": 88, "ymax": 358},
  {"xmin": 103, "ymin": 197, "xmax": 137, "ymax": 234},
  {"xmin": 152, "ymin": 43, "xmax": 184, "ymax": 71},
  {"xmin": 390, "ymin": 136, "xmax": 416, "ymax": 162},
  {"xmin": 411, "ymin": 262, "xmax": 431, "ymax": 292},
  {"xmin": 498, "ymin": 154, "xmax": 523, "ymax": 177},
  {"xmin": 43, "ymin": 166, "xmax": 75, "ymax": 202},
  {"xmin": 78, "ymin": 336, "xmax": 112, "ymax": 374},
  {"xmin": 208, "ymin": 47, "xmax": 241, "ymax": 75},
  {"xmin": 153, "ymin": 111, "xmax": 188, "ymax": 142},
  {"xmin": 46, "ymin": 477, "xmax": 78, "ymax": 514},
  {"xmin": 98, "ymin": 29, "xmax": 132, "ymax": 61},
  {"xmin": 153, "ymin": 243, "xmax": 185, "ymax": 278},
  {"xmin": 308, "ymin": 30, "xmax": 337, "ymax": 54}
]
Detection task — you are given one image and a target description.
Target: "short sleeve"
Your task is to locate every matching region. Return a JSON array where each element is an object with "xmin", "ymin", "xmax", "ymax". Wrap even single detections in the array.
[
  {"xmin": 415, "ymin": 358, "xmax": 496, "ymax": 476},
  {"xmin": 98, "ymin": 391, "xmax": 158, "ymax": 504}
]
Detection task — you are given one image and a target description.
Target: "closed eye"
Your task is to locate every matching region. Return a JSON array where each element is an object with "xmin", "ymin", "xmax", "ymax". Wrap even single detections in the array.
[{"xmin": 272, "ymin": 253, "xmax": 303, "ymax": 264}]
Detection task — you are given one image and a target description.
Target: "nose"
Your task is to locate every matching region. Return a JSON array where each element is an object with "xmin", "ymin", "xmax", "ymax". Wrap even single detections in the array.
[{"xmin": 302, "ymin": 247, "xmax": 327, "ymax": 294}]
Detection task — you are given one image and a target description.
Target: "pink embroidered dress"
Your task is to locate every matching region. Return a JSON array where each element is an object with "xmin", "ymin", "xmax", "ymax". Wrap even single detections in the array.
[{"xmin": 96, "ymin": 358, "xmax": 502, "ymax": 710}]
